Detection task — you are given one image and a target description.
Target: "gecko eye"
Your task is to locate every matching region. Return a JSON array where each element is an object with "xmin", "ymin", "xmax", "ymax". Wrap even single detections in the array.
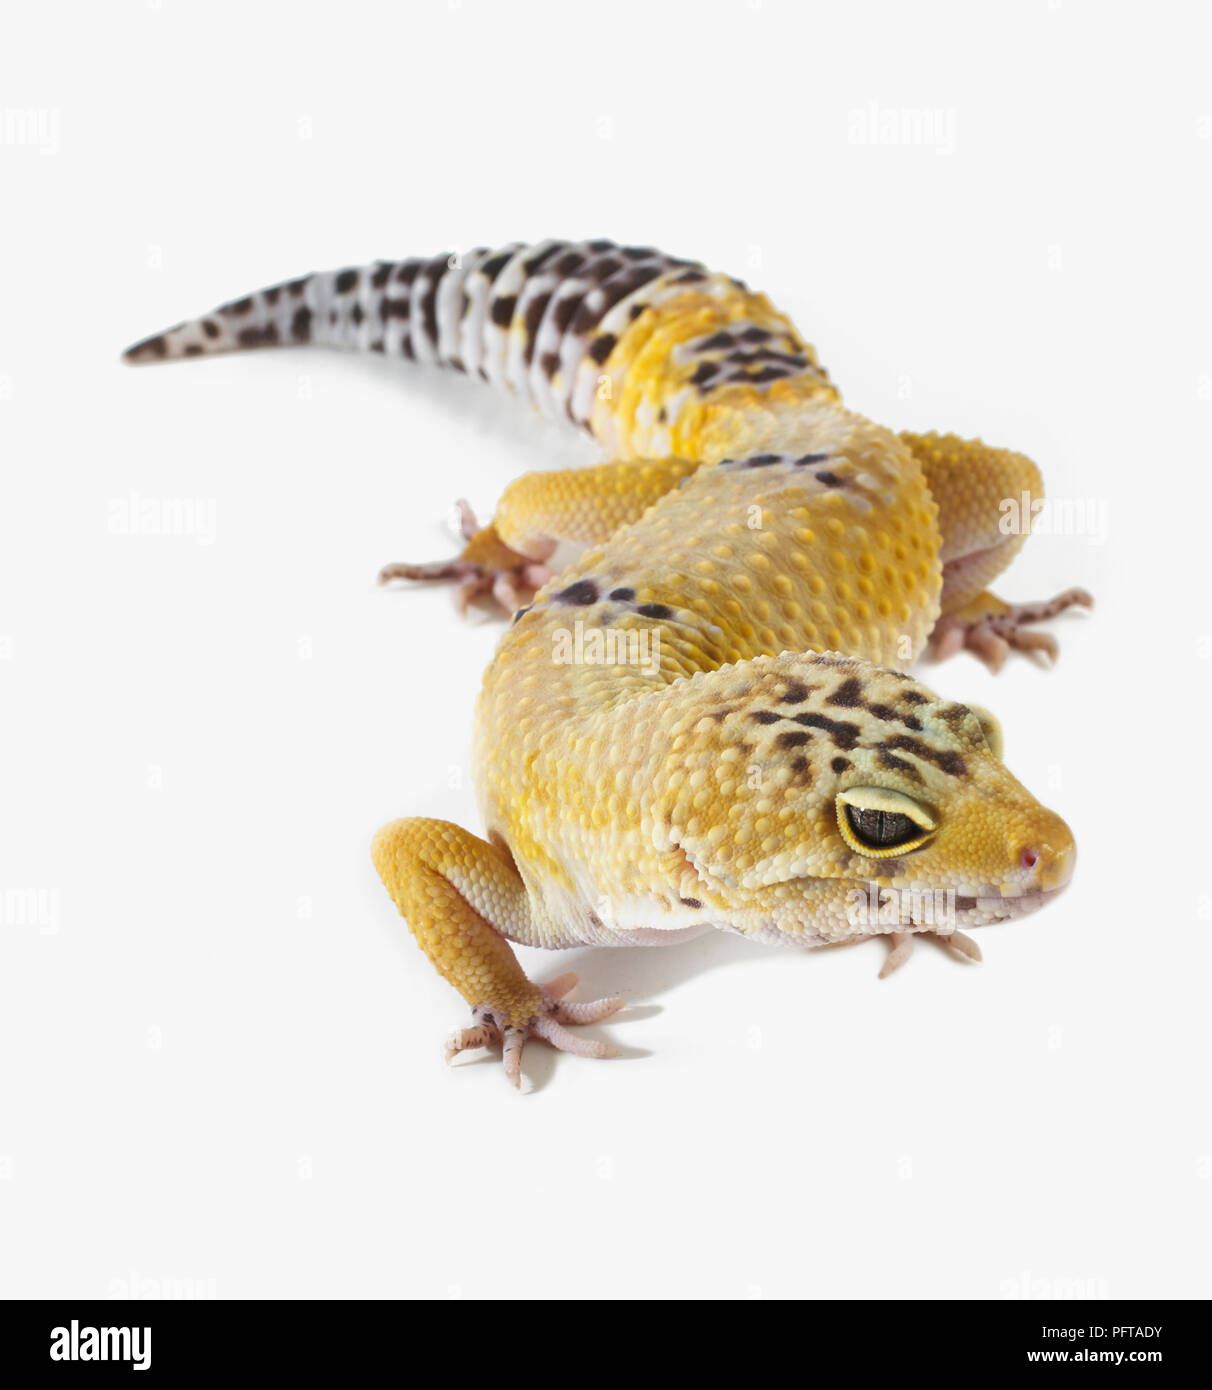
[{"xmin": 836, "ymin": 786, "xmax": 937, "ymax": 857}]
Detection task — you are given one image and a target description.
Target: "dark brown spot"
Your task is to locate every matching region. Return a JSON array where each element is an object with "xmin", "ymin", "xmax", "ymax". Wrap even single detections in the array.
[
  {"xmin": 876, "ymin": 750, "xmax": 924, "ymax": 784},
  {"xmin": 479, "ymin": 251, "xmax": 511, "ymax": 281},
  {"xmin": 223, "ymin": 297, "xmax": 253, "ymax": 316},
  {"xmin": 371, "ymin": 262, "xmax": 393, "ymax": 289},
  {"xmin": 523, "ymin": 242, "xmax": 566, "ymax": 275},
  {"xmin": 587, "ymin": 333, "xmax": 616, "ymax": 364},
  {"xmin": 795, "ymin": 452, "xmax": 829, "ymax": 467},
  {"xmin": 201, "ymin": 319, "xmax": 220, "ymax": 340},
  {"xmin": 751, "ymin": 710, "xmax": 782, "ymax": 725},
  {"xmin": 827, "ymin": 677, "xmax": 865, "ymax": 708},
  {"xmin": 334, "ymin": 268, "xmax": 359, "ymax": 294},
  {"xmin": 609, "ymin": 587, "xmax": 635, "ymax": 602},
  {"xmin": 291, "ymin": 306, "xmax": 312, "ymax": 340},
  {"xmin": 491, "ymin": 295, "xmax": 517, "ymax": 328},
  {"xmin": 777, "ymin": 731, "xmax": 812, "ymax": 749},
  {"xmin": 883, "ymin": 734, "xmax": 967, "ymax": 777},
  {"xmin": 550, "ymin": 250, "xmax": 587, "ymax": 277},
  {"xmin": 778, "ymin": 681, "xmax": 810, "ymax": 704},
  {"xmin": 555, "ymin": 579, "xmax": 599, "ymax": 606},
  {"xmin": 831, "ymin": 757, "xmax": 850, "ymax": 773},
  {"xmin": 237, "ymin": 324, "xmax": 278, "ymax": 347},
  {"xmin": 792, "ymin": 712, "xmax": 861, "ymax": 749},
  {"xmin": 679, "ymin": 897, "xmax": 702, "ymax": 910},
  {"xmin": 636, "ymin": 603, "xmax": 674, "ymax": 620}
]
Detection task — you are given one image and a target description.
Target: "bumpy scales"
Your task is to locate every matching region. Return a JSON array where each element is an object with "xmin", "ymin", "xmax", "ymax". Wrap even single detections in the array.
[{"xmin": 126, "ymin": 238, "xmax": 1090, "ymax": 1089}]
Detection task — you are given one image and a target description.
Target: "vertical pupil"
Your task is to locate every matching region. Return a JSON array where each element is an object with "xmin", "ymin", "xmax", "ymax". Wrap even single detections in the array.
[{"xmin": 848, "ymin": 805, "xmax": 915, "ymax": 847}]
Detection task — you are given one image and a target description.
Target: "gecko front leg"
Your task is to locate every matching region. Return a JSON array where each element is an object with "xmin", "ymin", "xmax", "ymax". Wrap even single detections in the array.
[
  {"xmin": 878, "ymin": 928, "xmax": 983, "ymax": 979},
  {"xmin": 371, "ymin": 817, "xmax": 623, "ymax": 1089}
]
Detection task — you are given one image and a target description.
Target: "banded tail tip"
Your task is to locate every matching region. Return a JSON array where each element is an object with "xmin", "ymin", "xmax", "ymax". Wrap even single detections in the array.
[{"xmin": 122, "ymin": 313, "xmax": 275, "ymax": 364}]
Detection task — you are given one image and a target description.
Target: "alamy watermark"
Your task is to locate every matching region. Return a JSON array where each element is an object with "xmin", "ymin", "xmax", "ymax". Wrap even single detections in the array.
[
  {"xmin": 999, "ymin": 491, "xmax": 1108, "ymax": 546},
  {"xmin": 0, "ymin": 107, "xmax": 59, "ymax": 155},
  {"xmin": 0, "ymin": 886, "xmax": 59, "ymax": 934},
  {"xmin": 552, "ymin": 621, "xmax": 661, "ymax": 678},
  {"xmin": 848, "ymin": 103, "xmax": 955, "ymax": 156},
  {"xmin": 108, "ymin": 492, "xmax": 216, "ymax": 546},
  {"xmin": 846, "ymin": 882, "xmax": 956, "ymax": 930}
]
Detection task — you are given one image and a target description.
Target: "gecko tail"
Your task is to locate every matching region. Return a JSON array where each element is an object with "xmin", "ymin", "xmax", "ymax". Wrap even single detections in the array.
[
  {"xmin": 120, "ymin": 239, "xmax": 708, "ymax": 431},
  {"xmin": 122, "ymin": 259, "xmax": 432, "ymax": 365}
]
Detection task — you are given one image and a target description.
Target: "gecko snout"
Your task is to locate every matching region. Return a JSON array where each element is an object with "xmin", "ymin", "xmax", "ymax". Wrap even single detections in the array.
[{"xmin": 1015, "ymin": 818, "xmax": 1076, "ymax": 895}]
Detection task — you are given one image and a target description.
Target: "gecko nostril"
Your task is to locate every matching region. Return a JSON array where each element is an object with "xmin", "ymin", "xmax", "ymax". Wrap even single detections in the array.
[{"xmin": 1019, "ymin": 847, "xmax": 1040, "ymax": 871}]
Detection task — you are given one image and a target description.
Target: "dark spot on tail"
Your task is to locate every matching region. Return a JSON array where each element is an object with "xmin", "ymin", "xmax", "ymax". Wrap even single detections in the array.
[
  {"xmin": 291, "ymin": 306, "xmax": 312, "ymax": 341},
  {"xmin": 636, "ymin": 603, "xmax": 674, "ymax": 620},
  {"xmin": 587, "ymin": 334, "xmax": 617, "ymax": 364},
  {"xmin": 125, "ymin": 334, "xmax": 168, "ymax": 361},
  {"xmin": 609, "ymin": 587, "xmax": 635, "ymax": 602},
  {"xmin": 237, "ymin": 324, "xmax": 279, "ymax": 348},
  {"xmin": 491, "ymin": 296, "xmax": 517, "ymax": 328},
  {"xmin": 679, "ymin": 897, "xmax": 703, "ymax": 910}
]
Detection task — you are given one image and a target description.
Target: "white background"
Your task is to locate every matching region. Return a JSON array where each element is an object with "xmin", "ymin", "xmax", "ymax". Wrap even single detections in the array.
[{"xmin": 1, "ymin": 0, "xmax": 1209, "ymax": 1300}]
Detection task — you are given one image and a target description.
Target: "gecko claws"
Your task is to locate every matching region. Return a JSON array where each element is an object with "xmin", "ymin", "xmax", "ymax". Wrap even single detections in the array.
[
  {"xmin": 877, "ymin": 928, "xmax": 983, "ymax": 977},
  {"xmin": 446, "ymin": 975, "xmax": 625, "ymax": 1089},
  {"xmin": 378, "ymin": 497, "xmax": 553, "ymax": 617},
  {"xmin": 879, "ymin": 931, "xmax": 915, "ymax": 979},
  {"xmin": 929, "ymin": 587, "xmax": 1093, "ymax": 672}
]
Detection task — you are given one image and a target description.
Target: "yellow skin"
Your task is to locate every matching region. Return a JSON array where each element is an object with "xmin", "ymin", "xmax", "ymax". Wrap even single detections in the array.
[
  {"xmin": 123, "ymin": 241, "xmax": 1090, "ymax": 1089},
  {"xmin": 372, "ymin": 278, "xmax": 1089, "ymax": 1088}
]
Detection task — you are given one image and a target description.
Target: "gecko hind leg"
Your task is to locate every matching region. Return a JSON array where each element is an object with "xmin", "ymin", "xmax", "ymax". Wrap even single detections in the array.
[
  {"xmin": 901, "ymin": 431, "xmax": 1094, "ymax": 673},
  {"xmin": 928, "ymin": 587, "xmax": 1094, "ymax": 672},
  {"xmin": 378, "ymin": 456, "xmax": 697, "ymax": 617},
  {"xmin": 378, "ymin": 500, "xmax": 554, "ymax": 616}
]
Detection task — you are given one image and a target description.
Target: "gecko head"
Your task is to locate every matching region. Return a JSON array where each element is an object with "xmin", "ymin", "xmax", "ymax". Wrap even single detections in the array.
[{"xmin": 661, "ymin": 652, "xmax": 1075, "ymax": 934}]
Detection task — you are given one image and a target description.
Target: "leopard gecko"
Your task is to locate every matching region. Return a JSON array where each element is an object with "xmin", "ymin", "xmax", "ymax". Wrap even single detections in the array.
[{"xmin": 125, "ymin": 238, "xmax": 1091, "ymax": 1088}]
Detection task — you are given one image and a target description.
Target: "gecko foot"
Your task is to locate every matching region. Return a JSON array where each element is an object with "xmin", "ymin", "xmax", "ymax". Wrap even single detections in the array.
[
  {"xmin": 878, "ymin": 929, "xmax": 982, "ymax": 978},
  {"xmin": 445, "ymin": 972, "xmax": 625, "ymax": 1090},
  {"xmin": 378, "ymin": 500, "xmax": 553, "ymax": 616},
  {"xmin": 928, "ymin": 587, "xmax": 1093, "ymax": 673}
]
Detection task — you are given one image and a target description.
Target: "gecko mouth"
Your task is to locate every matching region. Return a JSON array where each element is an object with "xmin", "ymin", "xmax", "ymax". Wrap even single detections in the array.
[{"xmin": 958, "ymin": 882, "xmax": 1071, "ymax": 925}]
